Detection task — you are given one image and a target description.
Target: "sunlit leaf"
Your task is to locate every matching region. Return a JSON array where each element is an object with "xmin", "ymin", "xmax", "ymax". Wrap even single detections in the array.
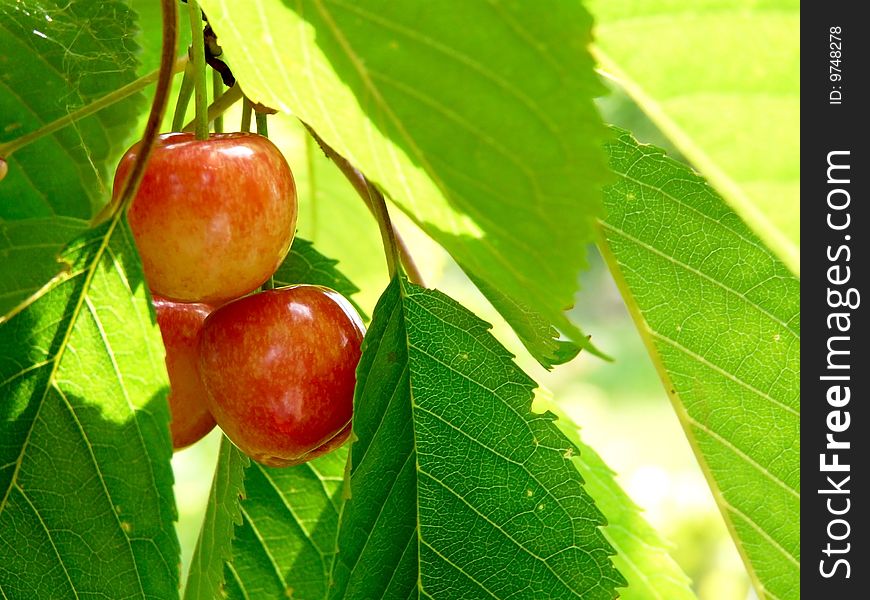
[
  {"xmin": 537, "ymin": 393, "xmax": 698, "ymax": 600},
  {"xmin": 0, "ymin": 216, "xmax": 86, "ymax": 319},
  {"xmin": 0, "ymin": 217, "xmax": 178, "ymax": 598},
  {"xmin": 599, "ymin": 129, "xmax": 799, "ymax": 600},
  {"xmin": 184, "ymin": 439, "xmax": 248, "ymax": 600},
  {"xmin": 0, "ymin": 0, "xmax": 144, "ymax": 219}
]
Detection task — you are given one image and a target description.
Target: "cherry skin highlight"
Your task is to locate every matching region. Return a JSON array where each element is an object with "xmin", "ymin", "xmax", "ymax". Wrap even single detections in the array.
[
  {"xmin": 199, "ymin": 285, "xmax": 365, "ymax": 467},
  {"xmin": 153, "ymin": 296, "xmax": 216, "ymax": 449},
  {"xmin": 115, "ymin": 132, "xmax": 297, "ymax": 304}
]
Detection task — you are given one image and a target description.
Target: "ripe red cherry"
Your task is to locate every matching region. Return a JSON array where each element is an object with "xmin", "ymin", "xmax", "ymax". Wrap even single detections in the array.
[
  {"xmin": 115, "ymin": 132, "xmax": 297, "ymax": 304},
  {"xmin": 199, "ymin": 285, "xmax": 364, "ymax": 467},
  {"xmin": 153, "ymin": 296, "xmax": 216, "ymax": 449}
]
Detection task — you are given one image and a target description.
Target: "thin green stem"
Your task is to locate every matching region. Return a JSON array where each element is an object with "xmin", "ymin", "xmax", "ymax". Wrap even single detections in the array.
[
  {"xmin": 240, "ymin": 97, "xmax": 253, "ymax": 132},
  {"xmin": 187, "ymin": 0, "xmax": 209, "ymax": 140},
  {"xmin": 255, "ymin": 112, "xmax": 269, "ymax": 137},
  {"xmin": 182, "ymin": 84, "xmax": 242, "ymax": 133},
  {"xmin": 212, "ymin": 70, "xmax": 224, "ymax": 133},
  {"xmin": 171, "ymin": 56, "xmax": 195, "ymax": 132},
  {"xmin": 0, "ymin": 56, "xmax": 187, "ymax": 159},
  {"xmin": 304, "ymin": 133, "xmax": 318, "ymax": 237}
]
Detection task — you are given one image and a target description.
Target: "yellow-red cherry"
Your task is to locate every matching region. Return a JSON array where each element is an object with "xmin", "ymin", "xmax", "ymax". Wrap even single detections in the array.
[
  {"xmin": 199, "ymin": 285, "xmax": 364, "ymax": 467},
  {"xmin": 115, "ymin": 132, "xmax": 297, "ymax": 304},
  {"xmin": 153, "ymin": 296, "xmax": 216, "ymax": 449}
]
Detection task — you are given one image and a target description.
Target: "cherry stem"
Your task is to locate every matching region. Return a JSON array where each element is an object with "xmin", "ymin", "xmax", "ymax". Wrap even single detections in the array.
[
  {"xmin": 93, "ymin": 0, "xmax": 178, "ymax": 225},
  {"xmin": 171, "ymin": 56, "xmax": 196, "ymax": 132},
  {"xmin": 304, "ymin": 134, "xmax": 318, "ymax": 237},
  {"xmin": 240, "ymin": 98, "xmax": 253, "ymax": 133},
  {"xmin": 0, "ymin": 56, "xmax": 187, "ymax": 161},
  {"xmin": 303, "ymin": 124, "xmax": 424, "ymax": 285},
  {"xmin": 187, "ymin": 0, "xmax": 209, "ymax": 140},
  {"xmin": 212, "ymin": 70, "xmax": 224, "ymax": 133},
  {"xmin": 255, "ymin": 112, "xmax": 269, "ymax": 137},
  {"xmin": 365, "ymin": 178, "xmax": 401, "ymax": 280},
  {"xmin": 181, "ymin": 84, "xmax": 242, "ymax": 132}
]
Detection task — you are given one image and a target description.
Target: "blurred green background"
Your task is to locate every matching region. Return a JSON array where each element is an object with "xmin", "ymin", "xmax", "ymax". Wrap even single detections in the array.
[{"xmin": 169, "ymin": 88, "xmax": 755, "ymax": 600}]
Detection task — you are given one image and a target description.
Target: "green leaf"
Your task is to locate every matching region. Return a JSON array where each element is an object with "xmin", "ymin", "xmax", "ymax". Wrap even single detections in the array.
[
  {"xmin": 0, "ymin": 217, "xmax": 87, "ymax": 319},
  {"xmin": 330, "ymin": 276, "xmax": 624, "ymax": 599},
  {"xmin": 0, "ymin": 217, "xmax": 178, "ymax": 598},
  {"xmin": 184, "ymin": 406, "xmax": 347, "ymax": 600},
  {"xmin": 0, "ymin": 0, "xmax": 144, "ymax": 220},
  {"xmin": 536, "ymin": 393, "xmax": 697, "ymax": 600},
  {"xmin": 0, "ymin": 0, "xmax": 148, "ymax": 320},
  {"xmin": 224, "ymin": 449, "xmax": 347, "ymax": 600},
  {"xmin": 598, "ymin": 129, "xmax": 799, "ymax": 600},
  {"xmin": 589, "ymin": 0, "xmax": 800, "ymax": 274},
  {"xmin": 129, "ymin": 0, "xmax": 189, "ymax": 77},
  {"xmin": 198, "ymin": 0, "xmax": 612, "ymax": 366},
  {"xmin": 184, "ymin": 439, "xmax": 248, "ymax": 600}
]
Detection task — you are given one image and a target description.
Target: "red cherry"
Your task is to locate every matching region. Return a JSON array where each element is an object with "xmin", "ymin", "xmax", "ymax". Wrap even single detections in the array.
[
  {"xmin": 116, "ymin": 132, "xmax": 297, "ymax": 304},
  {"xmin": 199, "ymin": 285, "xmax": 364, "ymax": 467},
  {"xmin": 153, "ymin": 296, "xmax": 216, "ymax": 449}
]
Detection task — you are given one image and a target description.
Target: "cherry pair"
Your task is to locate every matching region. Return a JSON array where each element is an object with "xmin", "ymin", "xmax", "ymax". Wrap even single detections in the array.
[{"xmin": 116, "ymin": 132, "xmax": 363, "ymax": 466}]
